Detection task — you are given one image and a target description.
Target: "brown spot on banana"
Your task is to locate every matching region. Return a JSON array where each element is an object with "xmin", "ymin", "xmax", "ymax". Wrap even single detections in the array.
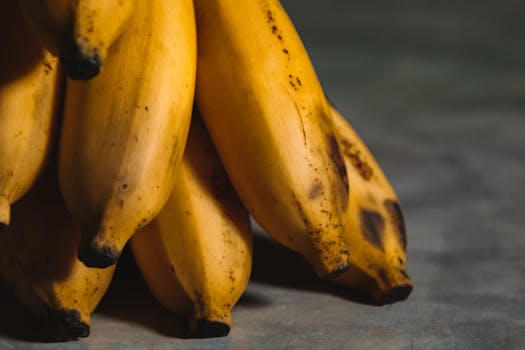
[
  {"xmin": 262, "ymin": 3, "xmax": 283, "ymax": 42},
  {"xmin": 286, "ymin": 92, "xmax": 307, "ymax": 145},
  {"xmin": 399, "ymin": 269, "xmax": 410, "ymax": 279},
  {"xmin": 327, "ymin": 133, "xmax": 349, "ymax": 195},
  {"xmin": 289, "ymin": 191, "xmax": 349, "ymax": 277},
  {"xmin": 287, "ymin": 74, "xmax": 301, "ymax": 91},
  {"xmin": 339, "ymin": 138, "xmax": 374, "ymax": 181},
  {"xmin": 42, "ymin": 60, "xmax": 53, "ymax": 72},
  {"xmin": 384, "ymin": 199, "xmax": 407, "ymax": 250},
  {"xmin": 266, "ymin": 9, "xmax": 274, "ymax": 23},
  {"xmin": 360, "ymin": 209, "xmax": 385, "ymax": 250},
  {"xmin": 308, "ymin": 181, "xmax": 323, "ymax": 200}
]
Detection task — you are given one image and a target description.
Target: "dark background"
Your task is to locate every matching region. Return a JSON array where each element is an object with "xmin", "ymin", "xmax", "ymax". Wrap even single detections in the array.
[{"xmin": 1, "ymin": 0, "xmax": 524, "ymax": 348}]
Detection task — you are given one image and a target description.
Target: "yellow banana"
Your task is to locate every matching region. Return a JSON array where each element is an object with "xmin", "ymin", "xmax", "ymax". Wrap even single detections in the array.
[
  {"xmin": 19, "ymin": 0, "xmax": 135, "ymax": 80},
  {"xmin": 131, "ymin": 113, "xmax": 252, "ymax": 338},
  {"xmin": 330, "ymin": 105, "xmax": 412, "ymax": 304},
  {"xmin": 194, "ymin": 0, "xmax": 350, "ymax": 279},
  {"xmin": 0, "ymin": 166, "xmax": 115, "ymax": 341},
  {"xmin": 0, "ymin": 0, "xmax": 62, "ymax": 230},
  {"xmin": 58, "ymin": 0, "xmax": 196, "ymax": 268}
]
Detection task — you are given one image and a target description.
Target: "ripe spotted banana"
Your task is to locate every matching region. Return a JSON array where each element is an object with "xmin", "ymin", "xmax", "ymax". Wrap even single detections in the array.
[
  {"xmin": 131, "ymin": 113, "xmax": 252, "ymax": 338},
  {"xmin": 330, "ymin": 105, "xmax": 412, "ymax": 304},
  {"xmin": 194, "ymin": 0, "xmax": 350, "ymax": 279},
  {"xmin": 58, "ymin": 0, "xmax": 196, "ymax": 267},
  {"xmin": 0, "ymin": 165, "xmax": 115, "ymax": 341},
  {"xmin": 19, "ymin": 0, "xmax": 135, "ymax": 80},
  {"xmin": 0, "ymin": 0, "xmax": 62, "ymax": 231}
]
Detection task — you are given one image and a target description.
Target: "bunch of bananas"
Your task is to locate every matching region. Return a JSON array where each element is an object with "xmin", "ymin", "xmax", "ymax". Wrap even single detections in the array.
[{"xmin": 0, "ymin": 0, "xmax": 413, "ymax": 342}]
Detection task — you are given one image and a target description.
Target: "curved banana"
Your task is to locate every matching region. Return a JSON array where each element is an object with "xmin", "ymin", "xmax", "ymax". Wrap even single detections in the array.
[
  {"xmin": 330, "ymin": 105, "xmax": 412, "ymax": 304},
  {"xmin": 58, "ymin": 0, "xmax": 196, "ymax": 268},
  {"xmin": 0, "ymin": 0, "xmax": 62, "ymax": 231},
  {"xmin": 0, "ymin": 166, "xmax": 115, "ymax": 341},
  {"xmin": 194, "ymin": 0, "xmax": 350, "ymax": 279},
  {"xmin": 19, "ymin": 0, "xmax": 135, "ymax": 80},
  {"xmin": 131, "ymin": 113, "xmax": 252, "ymax": 338}
]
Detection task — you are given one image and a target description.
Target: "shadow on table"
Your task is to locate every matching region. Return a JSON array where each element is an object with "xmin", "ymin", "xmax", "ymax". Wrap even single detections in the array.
[
  {"xmin": 95, "ymin": 246, "xmax": 192, "ymax": 339},
  {"xmin": 0, "ymin": 247, "xmax": 192, "ymax": 342},
  {"xmin": 96, "ymin": 245, "xmax": 272, "ymax": 338},
  {"xmin": 250, "ymin": 231, "xmax": 380, "ymax": 306},
  {"xmin": 0, "ymin": 231, "xmax": 379, "ymax": 342},
  {"xmin": 97, "ymin": 230, "xmax": 381, "ymax": 339},
  {"xmin": 0, "ymin": 280, "xmax": 53, "ymax": 342}
]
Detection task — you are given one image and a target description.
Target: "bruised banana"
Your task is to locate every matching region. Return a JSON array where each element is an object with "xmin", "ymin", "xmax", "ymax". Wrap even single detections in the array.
[
  {"xmin": 330, "ymin": 105, "xmax": 412, "ymax": 304},
  {"xmin": 131, "ymin": 113, "xmax": 252, "ymax": 338},
  {"xmin": 19, "ymin": 0, "xmax": 135, "ymax": 80},
  {"xmin": 0, "ymin": 166, "xmax": 115, "ymax": 341},
  {"xmin": 58, "ymin": 0, "xmax": 196, "ymax": 268},
  {"xmin": 195, "ymin": 0, "xmax": 350, "ymax": 279},
  {"xmin": 0, "ymin": 0, "xmax": 62, "ymax": 231}
]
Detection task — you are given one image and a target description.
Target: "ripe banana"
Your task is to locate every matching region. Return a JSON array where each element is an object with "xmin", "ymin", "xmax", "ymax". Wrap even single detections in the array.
[
  {"xmin": 19, "ymin": 0, "xmax": 135, "ymax": 80},
  {"xmin": 0, "ymin": 165, "xmax": 115, "ymax": 341},
  {"xmin": 330, "ymin": 105, "xmax": 412, "ymax": 304},
  {"xmin": 0, "ymin": 0, "xmax": 62, "ymax": 231},
  {"xmin": 194, "ymin": 0, "xmax": 350, "ymax": 279},
  {"xmin": 58, "ymin": 0, "xmax": 196, "ymax": 268},
  {"xmin": 131, "ymin": 113, "xmax": 252, "ymax": 338}
]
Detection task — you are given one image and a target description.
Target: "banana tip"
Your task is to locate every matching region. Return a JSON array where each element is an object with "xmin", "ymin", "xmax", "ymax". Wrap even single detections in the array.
[
  {"xmin": 194, "ymin": 319, "xmax": 230, "ymax": 338},
  {"xmin": 0, "ymin": 222, "xmax": 7, "ymax": 233},
  {"xmin": 78, "ymin": 244, "xmax": 120, "ymax": 268},
  {"xmin": 324, "ymin": 263, "xmax": 350, "ymax": 280},
  {"xmin": 47, "ymin": 308, "xmax": 90, "ymax": 341},
  {"xmin": 380, "ymin": 284, "xmax": 413, "ymax": 305},
  {"xmin": 60, "ymin": 43, "xmax": 102, "ymax": 81}
]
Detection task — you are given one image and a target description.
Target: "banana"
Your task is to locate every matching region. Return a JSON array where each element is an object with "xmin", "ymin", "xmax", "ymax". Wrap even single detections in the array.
[
  {"xmin": 58, "ymin": 0, "xmax": 196, "ymax": 268},
  {"xmin": 0, "ymin": 0, "xmax": 62, "ymax": 231},
  {"xmin": 131, "ymin": 113, "xmax": 252, "ymax": 338},
  {"xmin": 194, "ymin": 0, "xmax": 350, "ymax": 279},
  {"xmin": 19, "ymin": 0, "xmax": 135, "ymax": 80},
  {"xmin": 0, "ymin": 165, "xmax": 115, "ymax": 341},
  {"xmin": 330, "ymin": 105, "xmax": 412, "ymax": 304}
]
